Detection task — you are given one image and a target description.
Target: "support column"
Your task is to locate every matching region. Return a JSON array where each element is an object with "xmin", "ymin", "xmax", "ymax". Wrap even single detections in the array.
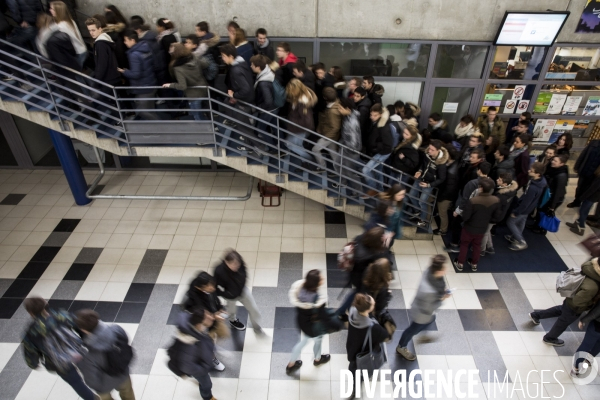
[{"xmin": 48, "ymin": 129, "xmax": 91, "ymax": 206}]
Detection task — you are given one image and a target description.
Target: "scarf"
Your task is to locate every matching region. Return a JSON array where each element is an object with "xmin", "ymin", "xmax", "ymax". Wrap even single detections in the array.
[
  {"xmin": 508, "ymin": 145, "xmax": 528, "ymax": 161},
  {"xmin": 259, "ymin": 38, "xmax": 270, "ymax": 49},
  {"xmin": 156, "ymin": 28, "xmax": 177, "ymax": 43},
  {"xmin": 455, "ymin": 122, "xmax": 474, "ymax": 138}
]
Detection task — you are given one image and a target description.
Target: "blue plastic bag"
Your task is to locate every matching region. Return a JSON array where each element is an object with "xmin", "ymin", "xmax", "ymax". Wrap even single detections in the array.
[{"xmin": 539, "ymin": 212, "xmax": 560, "ymax": 232}]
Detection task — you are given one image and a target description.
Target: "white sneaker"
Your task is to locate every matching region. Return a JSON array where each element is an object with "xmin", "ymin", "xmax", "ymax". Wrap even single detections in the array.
[{"xmin": 212, "ymin": 357, "xmax": 225, "ymax": 371}]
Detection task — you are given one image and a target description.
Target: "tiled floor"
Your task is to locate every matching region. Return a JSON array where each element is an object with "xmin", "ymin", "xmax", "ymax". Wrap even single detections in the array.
[{"xmin": 0, "ymin": 168, "xmax": 599, "ymax": 400}]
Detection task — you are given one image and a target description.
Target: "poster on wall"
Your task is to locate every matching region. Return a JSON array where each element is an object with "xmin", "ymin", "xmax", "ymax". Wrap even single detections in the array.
[
  {"xmin": 503, "ymin": 100, "xmax": 517, "ymax": 114},
  {"xmin": 555, "ymin": 120, "xmax": 576, "ymax": 131},
  {"xmin": 533, "ymin": 119, "xmax": 558, "ymax": 142},
  {"xmin": 517, "ymin": 100, "xmax": 530, "ymax": 113},
  {"xmin": 483, "ymin": 94, "xmax": 503, "ymax": 107},
  {"xmin": 562, "ymin": 96, "xmax": 583, "ymax": 115},
  {"xmin": 583, "ymin": 96, "xmax": 600, "ymax": 116},
  {"xmin": 534, "ymin": 93, "xmax": 553, "ymax": 113},
  {"xmin": 511, "ymin": 85, "xmax": 527, "ymax": 101},
  {"xmin": 442, "ymin": 102, "xmax": 459, "ymax": 113},
  {"xmin": 547, "ymin": 94, "xmax": 568, "ymax": 114},
  {"xmin": 572, "ymin": 120, "xmax": 591, "ymax": 137},
  {"xmin": 576, "ymin": 0, "xmax": 600, "ymax": 33}
]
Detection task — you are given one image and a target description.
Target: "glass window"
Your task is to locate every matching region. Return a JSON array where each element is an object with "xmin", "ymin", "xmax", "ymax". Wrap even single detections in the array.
[
  {"xmin": 489, "ymin": 46, "xmax": 547, "ymax": 80},
  {"xmin": 479, "ymin": 84, "xmax": 536, "ymax": 114},
  {"xmin": 288, "ymin": 42, "xmax": 314, "ymax": 66},
  {"xmin": 430, "ymin": 86, "xmax": 475, "ymax": 131},
  {"xmin": 318, "ymin": 42, "xmax": 431, "ymax": 77},
  {"xmin": 433, "ymin": 45, "xmax": 489, "ymax": 79},
  {"xmin": 546, "ymin": 47, "xmax": 600, "ymax": 81},
  {"xmin": 533, "ymin": 85, "xmax": 600, "ymax": 116},
  {"xmin": 379, "ymin": 81, "xmax": 423, "ymax": 107}
]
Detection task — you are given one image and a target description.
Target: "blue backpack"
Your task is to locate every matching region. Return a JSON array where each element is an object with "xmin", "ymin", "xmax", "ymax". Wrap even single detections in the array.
[
  {"xmin": 272, "ymin": 80, "xmax": 286, "ymax": 109},
  {"xmin": 201, "ymin": 54, "xmax": 219, "ymax": 82}
]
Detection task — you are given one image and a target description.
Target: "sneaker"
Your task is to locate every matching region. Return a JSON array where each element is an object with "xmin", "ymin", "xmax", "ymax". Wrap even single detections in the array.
[
  {"xmin": 468, "ymin": 258, "xmax": 477, "ymax": 272},
  {"xmin": 529, "ymin": 312, "xmax": 540, "ymax": 325},
  {"xmin": 480, "ymin": 251, "xmax": 486, "ymax": 258},
  {"xmin": 236, "ymin": 146, "xmax": 249, "ymax": 152},
  {"xmin": 212, "ymin": 357, "xmax": 225, "ymax": 371},
  {"xmin": 452, "ymin": 258, "xmax": 463, "ymax": 272},
  {"xmin": 2, "ymin": 74, "xmax": 14, "ymax": 81},
  {"xmin": 416, "ymin": 220, "xmax": 428, "ymax": 227},
  {"xmin": 504, "ymin": 234, "xmax": 517, "ymax": 244},
  {"xmin": 409, "ymin": 216, "xmax": 420, "ymax": 222},
  {"xmin": 331, "ymin": 183, "xmax": 343, "ymax": 189},
  {"xmin": 566, "ymin": 201, "xmax": 580, "ymax": 208},
  {"xmin": 155, "ymin": 99, "xmax": 166, "ymax": 105},
  {"xmin": 286, "ymin": 360, "xmax": 302, "ymax": 375},
  {"xmin": 486, "ymin": 249, "xmax": 495, "ymax": 255},
  {"xmin": 543, "ymin": 337, "xmax": 564, "ymax": 347},
  {"xmin": 229, "ymin": 319, "xmax": 246, "ymax": 331},
  {"xmin": 327, "ymin": 173, "xmax": 337, "ymax": 178},
  {"xmin": 18, "ymin": 82, "xmax": 33, "ymax": 91},
  {"xmin": 444, "ymin": 244, "xmax": 460, "ymax": 253},
  {"xmin": 396, "ymin": 346, "xmax": 416, "ymax": 361},
  {"xmin": 313, "ymin": 354, "xmax": 331, "ymax": 366},
  {"xmin": 432, "ymin": 229, "xmax": 446, "ymax": 235},
  {"xmin": 508, "ymin": 241, "xmax": 528, "ymax": 251},
  {"xmin": 566, "ymin": 221, "xmax": 585, "ymax": 236}
]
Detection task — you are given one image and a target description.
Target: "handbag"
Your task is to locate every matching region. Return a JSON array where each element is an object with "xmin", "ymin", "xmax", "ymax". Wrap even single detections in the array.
[
  {"xmin": 355, "ymin": 325, "xmax": 388, "ymax": 376},
  {"xmin": 311, "ymin": 295, "xmax": 343, "ymax": 336},
  {"xmin": 538, "ymin": 212, "xmax": 560, "ymax": 233},
  {"xmin": 376, "ymin": 309, "xmax": 396, "ymax": 342},
  {"xmin": 580, "ymin": 234, "xmax": 600, "ymax": 258}
]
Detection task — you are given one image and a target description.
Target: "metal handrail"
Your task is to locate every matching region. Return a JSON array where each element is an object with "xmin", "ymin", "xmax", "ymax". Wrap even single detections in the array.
[{"xmin": 0, "ymin": 36, "xmax": 438, "ymax": 227}]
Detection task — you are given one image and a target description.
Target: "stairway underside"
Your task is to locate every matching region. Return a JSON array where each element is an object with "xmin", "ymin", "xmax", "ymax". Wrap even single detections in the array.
[{"xmin": 0, "ymin": 100, "xmax": 432, "ymax": 240}]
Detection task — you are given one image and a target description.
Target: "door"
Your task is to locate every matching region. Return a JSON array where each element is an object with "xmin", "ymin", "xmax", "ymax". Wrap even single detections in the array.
[{"xmin": 421, "ymin": 83, "xmax": 481, "ymax": 133}]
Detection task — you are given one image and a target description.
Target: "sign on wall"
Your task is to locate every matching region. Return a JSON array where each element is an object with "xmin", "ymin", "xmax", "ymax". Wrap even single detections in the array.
[{"xmin": 576, "ymin": 0, "xmax": 600, "ymax": 33}]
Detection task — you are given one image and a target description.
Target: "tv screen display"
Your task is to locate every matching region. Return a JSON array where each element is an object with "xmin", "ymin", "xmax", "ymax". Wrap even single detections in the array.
[{"xmin": 494, "ymin": 12, "xmax": 570, "ymax": 46}]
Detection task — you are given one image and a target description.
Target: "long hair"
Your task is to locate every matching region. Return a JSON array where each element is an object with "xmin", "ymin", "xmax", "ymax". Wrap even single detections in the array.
[
  {"xmin": 379, "ymin": 183, "xmax": 405, "ymax": 206},
  {"xmin": 363, "ymin": 258, "xmax": 392, "ymax": 292},
  {"xmin": 232, "ymin": 28, "xmax": 247, "ymax": 46},
  {"xmin": 554, "ymin": 133, "xmax": 573, "ymax": 151},
  {"xmin": 362, "ymin": 226, "xmax": 385, "ymax": 251},
  {"xmin": 105, "ymin": 5, "xmax": 127, "ymax": 25},
  {"xmin": 37, "ymin": 13, "xmax": 54, "ymax": 31},
  {"xmin": 286, "ymin": 78, "xmax": 316, "ymax": 108},
  {"xmin": 50, "ymin": 1, "xmax": 75, "ymax": 29},
  {"xmin": 303, "ymin": 269, "xmax": 321, "ymax": 292},
  {"xmin": 331, "ymin": 66, "xmax": 345, "ymax": 83},
  {"xmin": 168, "ymin": 43, "xmax": 191, "ymax": 76}
]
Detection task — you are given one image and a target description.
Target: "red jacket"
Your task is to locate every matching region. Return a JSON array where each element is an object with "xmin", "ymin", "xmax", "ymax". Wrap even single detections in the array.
[{"xmin": 279, "ymin": 52, "xmax": 298, "ymax": 66}]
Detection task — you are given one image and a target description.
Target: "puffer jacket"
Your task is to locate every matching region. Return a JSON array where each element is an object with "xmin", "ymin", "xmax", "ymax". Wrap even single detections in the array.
[
  {"xmin": 437, "ymin": 161, "xmax": 459, "ymax": 202},
  {"xmin": 289, "ymin": 279, "xmax": 328, "ymax": 337},
  {"xmin": 230, "ymin": 56, "xmax": 255, "ymax": 103},
  {"xmin": 78, "ymin": 322, "xmax": 130, "ymax": 394},
  {"xmin": 493, "ymin": 181, "xmax": 518, "ymax": 222},
  {"xmin": 235, "ymin": 41, "xmax": 254, "ymax": 65},
  {"xmin": 390, "ymin": 133, "xmax": 421, "ymax": 175},
  {"xmin": 489, "ymin": 158, "xmax": 515, "ymax": 182},
  {"xmin": 566, "ymin": 258, "xmax": 600, "ymax": 314},
  {"xmin": 427, "ymin": 120, "xmax": 453, "ymax": 144},
  {"xmin": 339, "ymin": 110, "xmax": 362, "ymax": 152},
  {"xmin": 168, "ymin": 55, "xmax": 208, "ymax": 98},
  {"xmin": 138, "ymin": 30, "xmax": 167, "ymax": 83},
  {"xmin": 366, "ymin": 108, "xmax": 393, "ymax": 156},
  {"xmin": 317, "ymin": 99, "xmax": 342, "ymax": 141},
  {"xmin": 173, "ymin": 312, "xmax": 215, "ymax": 377},
  {"xmin": 417, "ymin": 146, "xmax": 449, "ymax": 188},
  {"xmin": 123, "ymin": 40, "xmax": 157, "ymax": 94},
  {"xmin": 254, "ymin": 66, "xmax": 275, "ymax": 111}
]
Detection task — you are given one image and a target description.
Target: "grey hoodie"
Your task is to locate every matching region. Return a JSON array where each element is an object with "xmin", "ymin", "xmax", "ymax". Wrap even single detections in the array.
[
  {"xmin": 78, "ymin": 322, "xmax": 130, "ymax": 394},
  {"xmin": 348, "ymin": 306, "xmax": 375, "ymax": 329}
]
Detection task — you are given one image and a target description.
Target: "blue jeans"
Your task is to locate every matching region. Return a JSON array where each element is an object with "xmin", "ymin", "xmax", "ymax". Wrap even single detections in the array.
[
  {"xmin": 189, "ymin": 100, "xmax": 206, "ymax": 121},
  {"xmin": 507, "ymin": 213, "xmax": 528, "ymax": 243},
  {"xmin": 362, "ymin": 153, "xmax": 390, "ymax": 192},
  {"xmin": 290, "ymin": 334, "xmax": 323, "ymax": 362},
  {"xmin": 335, "ymin": 289, "xmax": 357, "ymax": 315},
  {"xmin": 287, "ymin": 132, "xmax": 313, "ymax": 167},
  {"xmin": 192, "ymin": 372, "xmax": 213, "ymax": 400},
  {"xmin": 58, "ymin": 365, "xmax": 96, "ymax": 400},
  {"xmin": 256, "ymin": 111, "xmax": 278, "ymax": 149},
  {"xmin": 398, "ymin": 316, "xmax": 436, "ymax": 348},
  {"xmin": 575, "ymin": 321, "xmax": 600, "ymax": 368},
  {"xmin": 407, "ymin": 182, "xmax": 434, "ymax": 220},
  {"xmin": 578, "ymin": 200, "xmax": 594, "ymax": 228},
  {"xmin": 77, "ymin": 52, "xmax": 88, "ymax": 69}
]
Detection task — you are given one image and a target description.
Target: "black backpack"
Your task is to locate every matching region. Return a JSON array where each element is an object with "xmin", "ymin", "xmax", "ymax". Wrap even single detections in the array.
[
  {"xmin": 103, "ymin": 330, "xmax": 134, "ymax": 377},
  {"xmin": 166, "ymin": 339, "xmax": 188, "ymax": 377}
]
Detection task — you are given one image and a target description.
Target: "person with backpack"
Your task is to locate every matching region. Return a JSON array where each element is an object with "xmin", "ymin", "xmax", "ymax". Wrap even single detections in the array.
[
  {"xmin": 168, "ymin": 308, "xmax": 217, "ymax": 400},
  {"xmin": 184, "ymin": 34, "xmax": 219, "ymax": 86},
  {"xmin": 509, "ymin": 134, "xmax": 531, "ymax": 189},
  {"xmin": 480, "ymin": 172, "xmax": 518, "ymax": 257},
  {"xmin": 130, "ymin": 21, "xmax": 167, "ymax": 85},
  {"xmin": 74, "ymin": 310, "xmax": 135, "ymax": 400},
  {"xmin": 530, "ymin": 258, "xmax": 600, "ymax": 347},
  {"xmin": 22, "ymin": 297, "xmax": 97, "ymax": 400},
  {"xmin": 331, "ymin": 97, "xmax": 363, "ymax": 196}
]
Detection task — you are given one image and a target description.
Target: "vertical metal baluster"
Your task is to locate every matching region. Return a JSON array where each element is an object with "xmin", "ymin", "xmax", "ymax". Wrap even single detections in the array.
[
  {"xmin": 334, "ymin": 147, "xmax": 344, "ymax": 207},
  {"xmin": 111, "ymin": 86, "xmax": 130, "ymax": 155},
  {"xmin": 208, "ymin": 88, "xmax": 221, "ymax": 156},
  {"xmin": 276, "ymin": 117, "xmax": 284, "ymax": 183},
  {"xmin": 37, "ymin": 58, "xmax": 68, "ymax": 131}
]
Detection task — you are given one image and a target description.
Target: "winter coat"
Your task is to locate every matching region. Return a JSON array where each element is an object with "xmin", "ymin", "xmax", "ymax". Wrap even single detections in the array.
[
  {"xmin": 367, "ymin": 86, "xmax": 382, "ymax": 105},
  {"xmin": 230, "ymin": 56, "xmax": 255, "ymax": 103},
  {"xmin": 462, "ymin": 192, "xmax": 502, "ymax": 235},
  {"xmin": 317, "ymin": 100, "xmax": 342, "ymax": 141},
  {"xmin": 346, "ymin": 307, "xmax": 389, "ymax": 362},
  {"xmin": 409, "ymin": 270, "xmax": 447, "ymax": 324},
  {"xmin": 23, "ymin": 309, "xmax": 77, "ymax": 372},
  {"xmin": 362, "ymin": 284, "xmax": 393, "ymax": 318},
  {"xmin": 512, "ymin": 176, "xmax": 547, "ymax": 216},
  {"xmin": 103, "ymin": 22, "xmax": 128, "ymax": 69},
  {"xmin": 168, "ymin": 55, "xmax": 208, "ymax": 98},
  {"xmin": 566, "ymin": 258, "xmax": 600, "ymax": 315},
  {"xmin": 493, "ymin": 181, "xmax": 519, "ymax": 222},
  {"xmin": 254, "ymin": 67, "xmax": 275, "ymax": 111},
  {"xmin": 418, "ymin": 146, "xmax": 449, "ymax": 188},
  {"xmin": 174, "ymin": 312, "xmax": 215, "ymax": 377},
  {"xmin": 45, "ymin": 31, "xmax": 80, "ymax": 76},
  {"xmin": 138, "ymin": 30, "xmax": 167, "ymax": 83},
  {"xmin": 438, "ymin": 161, "xmax": 459, "ymax": 202},
  {"xmin": 339, "ymin": 110, "xmax": 362, "ymax": 152},
  {"xmin": 287, "ymin": 92, "xmax": 317, "ymax": 134},
  {"xmin": 366, "ymin": 108, "xmax": 393, "ymax": 156},
  {"xmin": 455, "ymin": 178, "xmax": 479, "ymax": 215},
  {"xmin": 214, "ymin": 261, "xmax": 247, "ymax": 300},
  {"xmin": 235, "ymin": 41, "xmax": 254, "ymax": 66},
  {"xmin": 575, "ymin": 140, "xmax": 600, "ymax": 177},
  {"xmin": 123, "ymin": 40, "xmax": 157, "ymax": 94},
  {"xmin": 544, "ymin": 164, "xmax": 569, "ymax": 210},
  {"xmin": 279, "ymin": 52, "xmax": 298, "ymax": 87},
  {"xmin": 458, "ymin": 160, "xmax": 483, "ymax": 193},
  {"xmin": 78, "ymin": 322, "xmax": 130, "ymax": 394},
  {"xmin": 489, "ymin": 158, "xmax": 515, "ymax": 182},
  {"xmin": 183, "ymin": 286, "xmax": 224, "ymax": 314},
  {"xmin": 356, "ymin": 96, "xmax": 372, "ymax": 141},
  {"xmin": 289, "ymin": 279, "xmax": 328, "ymax": 338},
  {"xmin": 350, "ymin": 234, "xmax": 393, "ymax": 290},
  {"xmin": 7, "ymin": 0, "xmax": 42, "ymax": 25},
  {"xmin": 299, "ymin": 69, "xmax": 316, "ymax": 92},
  {"xmin": 390, "ymin": 133, "xmax": 421, "ymax": 175},
  {"xmin": 334, "ymin": 81, "xmax": 347, "ymax": 98},
  {"xmin": 56, "ymin": 20, "xmax": 86, "ymax": 56},
  {"xmin": 510, "ymin": 146, "xmax": 530, "ymax": 188},
  {"xmin": 92, "ymin": 33, "xmax": 121, "ymax": 86},
  {"xmin": 427, "ymin": 120, "xmax": 453, "ymax": 144},
  {"xmin": 252, "ymin": 38, "xmax": 275, "ymax": 61},
  {"xmin": 477, "ymin": 115, "xmax": 505, "ymax": 144}
]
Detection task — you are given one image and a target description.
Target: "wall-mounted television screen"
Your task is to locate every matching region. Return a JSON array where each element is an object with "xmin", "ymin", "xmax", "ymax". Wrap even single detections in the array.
[{"xmin": 493, "ymin": 11, "xmax": 570, "ymax": 46}]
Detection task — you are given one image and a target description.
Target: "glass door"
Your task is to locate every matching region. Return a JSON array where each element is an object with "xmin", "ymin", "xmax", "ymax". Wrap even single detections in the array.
[{"xmin": 422, "ymin": 83, "xmax": 481, "ymax": 132}]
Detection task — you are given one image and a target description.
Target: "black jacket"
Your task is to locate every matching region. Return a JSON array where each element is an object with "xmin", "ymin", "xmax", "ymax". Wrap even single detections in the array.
[
  {"xmin": 390, "ymin": 141, "xmax": 421, "ymax": 175},
  {"xmin": 462, "ymin": 192, "xmax": 502, "ymax": 235},
  {"xmin": 174, "ymin": 312, "xmax": 215, "ymax": 377},
  {"xmin": 158, "ymin": 33, "xmax": 177, "ymax": 82},
  {"xmin": 46, "ymin": 31, "xmax": 80, "ymax": 74},
  {"xmin": 366, "ymin": 110, "xmax": 393, "ymax": 156},
  {"xmin": 489, "ymin": 158, "xmax": 515, "ymax": 182},
  {"xmin": 139, "ymin": 30, "xmax": 167, "ymax": 83},
  {"xmin": 493, "ymin": 181, "xmax": 519, "ymax": 222},
  {"xmin": 230, "ymin": 57, "xmax": 255, "ymax": 103},
  {"xmin": 183, "ymin": 287, "xmax": 224, "ymax": 313},
  {"xmin": 367, "ymin": 86, "xmax": 382, "ymax": 105},
  {"xmin": 363, "ymin": 284, "xmax": 392, "ymax": 318},
  {"xmin": 299, "ymin": 69, "xmax": 316, "ymax": 92},
  {"xmin": 7, "ymin": 0, "xmax": 42, "ymax": 25},
  {"xmin": 289, "ymin": 279, "xmax": 329, "ymax": 338},
  {"xmin": 544, "ymin": 165, "xmax": 569, "ymax": 210},
  {"xmin": 427, "ymin": 121, "xmax": 453, "ymax": 144},
  {"xmin": 438, "ymin": 161, "xmax": 459, "ymax": 202},
  {"xmin": 92, "ymin": 34, "xmax": 121, "ymax": 85},
  {"xmin": 346, "ymin": 308, "xmax": 389, "ymax": 362},
  {"xmin": 214, "ymin": 261, "xmax": 247, "ymax": 300},
  {"xmin": 252, "ymin": 39, "xmax": 275, "ymax": 61},
  {"xmin": 255, "ymin": 80, "xmax": 274, "ymax": 111},
  {"xmin": 350, "ymin": 235, "xmax": 392, "ymax": 290},
  {"xmin": 418, "ymin": 147, "xmax": 449, "ymax": 188},
  {"xmin": 458, "ymin": 160, "xmax": 483, "ymax": 193},
  {"xmin": 575, "ymin": 140, "xmax": 600, "ymax": 177},
  {"xmin": 356, "ymin": 97, "xmax": 372, "ymax": 142}
]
